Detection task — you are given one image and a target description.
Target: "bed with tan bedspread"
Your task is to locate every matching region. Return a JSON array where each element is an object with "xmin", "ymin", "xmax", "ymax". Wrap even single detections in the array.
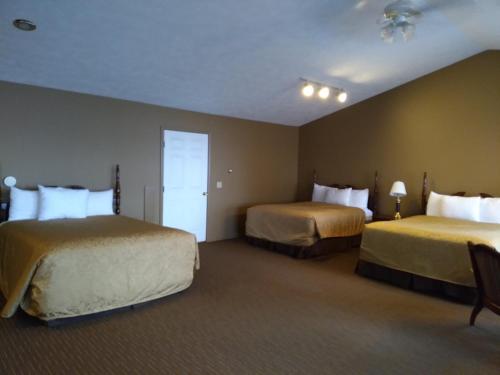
[
  {"xmin": 360, "ymin": 215, "xmax": 500, "ymax": 287},
  {"xmin": 246, "ymin": 202, "xmax": 365, "ymax": 247},
  {"xmin": 0, "ymin": 215, "xmax": 199, "ymax": 321}
]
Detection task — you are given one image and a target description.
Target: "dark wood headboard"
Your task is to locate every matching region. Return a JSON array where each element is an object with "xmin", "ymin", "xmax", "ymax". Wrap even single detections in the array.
[
  {"xmin": 114, "ymin": 165, "xmax": 121, "ymax": 215},
  {"xmin": 313, "ymin": 170, "xmax": 379, "ymax": 217},
  {"xmin": 421, "ymin": 172, "xmax": 429, "ymax": 214},
  {"xmin": 0, "ymin": 164, "xmax": 121, "ymax": 220}
]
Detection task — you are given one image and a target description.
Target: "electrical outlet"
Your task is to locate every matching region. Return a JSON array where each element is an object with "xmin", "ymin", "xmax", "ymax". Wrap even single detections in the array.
[{"xmin": 216, "ymin": 181, "xmax": 223, "ymax": 189}]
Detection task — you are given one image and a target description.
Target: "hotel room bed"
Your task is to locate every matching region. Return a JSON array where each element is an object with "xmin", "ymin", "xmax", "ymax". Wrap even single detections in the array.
[
  {"xmin": 0, "ymin": 166, "xmax": 199, "ymax": 322},
  {"xmin": 246, "ymin": 202, "xmax": 366, "ymax": 246},
  {"xmin": 0, "ymin": 215, "xmax": 199, "ymax": 321},
  {"xmin": 357, "ymin": 173, "xmax": 499, "ymax": 303},
  {"xmin": 246, "ymin": 172, "xmax": 378, "ymax": 258},
  {"xmin": 359, "ymin": 215, "xmax": 500, "ymax": 286}
]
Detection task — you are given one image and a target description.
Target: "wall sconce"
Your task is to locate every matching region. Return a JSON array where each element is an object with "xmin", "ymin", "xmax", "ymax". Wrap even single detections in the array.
[{"xmin": 300, "ymin": 78, "xmax": 347, "ymax": 103}]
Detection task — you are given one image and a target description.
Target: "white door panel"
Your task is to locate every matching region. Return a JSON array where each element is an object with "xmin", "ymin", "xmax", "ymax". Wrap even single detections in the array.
[{"xmin": 163, "ymin": 130, "xmax": 208, "ymax": 242}]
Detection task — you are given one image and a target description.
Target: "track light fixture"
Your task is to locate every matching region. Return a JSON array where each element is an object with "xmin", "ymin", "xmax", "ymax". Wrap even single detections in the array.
[
  {"xmin": 318, "ymin": 86, "xmax": 330, "ymax": 100},
  {"xmin": 299, "ymin": 78, "xmax": 347, "ymax": 103},
  {"xmin": 302, "ymin": 83, "xmax": 315, "ymax": 97},
  {"xmin": 337, "ymin": 90, "xmax": 347, "ymax": 103}
]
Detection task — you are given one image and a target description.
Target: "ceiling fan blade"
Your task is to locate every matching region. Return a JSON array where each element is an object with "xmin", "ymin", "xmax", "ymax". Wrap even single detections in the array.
[
  {"xmin": 416, "ymin": 0, "xmax": 478, "ymax": 13},
  {"xmin": 354, "ymin": 0, "xmax": 369, "ymax": 10}
]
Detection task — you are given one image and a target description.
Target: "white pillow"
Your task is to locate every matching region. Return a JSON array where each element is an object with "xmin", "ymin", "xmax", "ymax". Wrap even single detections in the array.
[
  {"xmin": 426, "ymin": 191, "xmax": 442, "ymax": 217},
  {"xmin": 440, "ymin": 195, "xmax": 480, "ymax": 222},
  {"xmin": 325, "ymin": 187, "xmax": 352, "ymax": 206},
  {"xmin": 38, "ymin": 186, "xmax": 90, "ymax": 221},
  {"xmin": 312, "ymin": 183, "xmax": 328, "ymax": 202},
  {"xmin": 87, "ymin": 189, "xmax": 115, "ymax": 216},
  {"xmin": 479, "ymin": 198, "xmax": 500, "ymax": 224},
  {"xmin": 8, "ymin": 187, "xmax": 38, "ymax": 221},
  {"xmin": 323, "ymin": 187, "xmax": 338, "ymax": 203},
  {"xmin": 427, "ymin": 191, "xmax": 480, "ymax": 222},
  {"xmin": 349, "ymin": 188, "xmax": 369, "ymax": 209}
]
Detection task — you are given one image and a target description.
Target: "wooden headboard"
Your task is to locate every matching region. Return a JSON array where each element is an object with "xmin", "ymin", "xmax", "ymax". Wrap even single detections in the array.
[
  {"xmin": 0, "ymin": 164, "xmax": 121, "ymax": 220},
  {"xmin": 114, "ymin": 165, "xmax": 121, "ymax": 215},
  {"xmin": 313, "ymin": 170, "xmax": 379, "ymax": 217},
  {"xmin": 421, "ymin": 172, "xmax": 466, "ymax": 214},
  {"xmin": 421, "ymin": 172, "xmax": 429, "ymax": 214}
]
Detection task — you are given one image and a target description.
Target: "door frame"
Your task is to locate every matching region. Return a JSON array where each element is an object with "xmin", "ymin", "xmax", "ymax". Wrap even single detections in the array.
[{"xmin": 160, "ymin": 126, "xmax": 211, "ymax": 242}]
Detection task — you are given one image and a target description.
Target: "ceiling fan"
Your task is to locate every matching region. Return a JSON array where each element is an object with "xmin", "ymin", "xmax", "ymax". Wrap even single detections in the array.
[
  {"xmin": 378, "ymin": 0, "xmax": 422, "ymax": 43},
  {"xmin": 377, "ymin": 0, "xmax": 477, "ymax": 43}
]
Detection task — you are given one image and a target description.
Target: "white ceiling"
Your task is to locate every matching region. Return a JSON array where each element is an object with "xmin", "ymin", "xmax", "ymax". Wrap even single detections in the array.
[{"xmin": 0, "ymin": 0, "xmax": 498, "ymax": 126}]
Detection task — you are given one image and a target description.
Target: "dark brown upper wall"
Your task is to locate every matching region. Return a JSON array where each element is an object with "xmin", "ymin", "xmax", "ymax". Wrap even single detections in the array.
[
  {"xmin": 299, "ymin": 50, "xmax": 500, "ymax": 217},
  {"xmin": 0, "ymin": 81, "xmax": 299, "ymax": 241}
]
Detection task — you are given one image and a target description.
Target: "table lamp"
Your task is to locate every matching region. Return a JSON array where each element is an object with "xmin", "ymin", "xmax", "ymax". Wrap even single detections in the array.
[{"xmin": 390, "ymin": 181, "xmax": 407, "ymax": 220}]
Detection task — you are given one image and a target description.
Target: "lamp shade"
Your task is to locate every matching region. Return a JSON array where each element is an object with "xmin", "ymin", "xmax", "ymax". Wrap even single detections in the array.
[
  {"xmin": 390, "ymin": 181, "xmax": 407, "ymax": 197},
  {"xmin": 3, "ymin": 176, "xmax": 16, "ymax": 187}
]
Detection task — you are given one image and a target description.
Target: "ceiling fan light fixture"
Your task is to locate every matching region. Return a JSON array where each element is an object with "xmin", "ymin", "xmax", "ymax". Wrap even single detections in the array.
[
  {"xmin": 378, "ymin": 0, "xmax": 421, "ymax": 43},
  {"xmin": 381, "ymin": 25, "xmax": 395, "ymax": 43},
  {"xmin": 401, "ymin": 22, "xmax": 415, "ymax": 41}
]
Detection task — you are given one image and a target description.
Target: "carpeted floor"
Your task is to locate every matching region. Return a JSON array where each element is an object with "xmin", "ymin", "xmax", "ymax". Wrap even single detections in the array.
[{"xmin": 0, "ymin": 239, "xmax": 499, "ymax": 375}]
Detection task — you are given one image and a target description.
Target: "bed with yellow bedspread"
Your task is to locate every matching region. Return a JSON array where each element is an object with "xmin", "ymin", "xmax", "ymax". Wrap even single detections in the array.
[
  {"xmin": 246, "ymin": 201, "xmax": 366, "ymax": 248},
  {"xmin": 360, "ymin": 215, "xmax": 500, "ymax": 288},
  {"xmin": 0, "ymin": 215, "xmax": 199, "ymax": 321}
]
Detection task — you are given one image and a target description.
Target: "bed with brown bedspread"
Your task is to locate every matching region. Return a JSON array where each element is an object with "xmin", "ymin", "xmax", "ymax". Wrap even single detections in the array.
[
  {"xmin": 246, "ymin": 172, "xmax": 379, "ymax": 258},
  {"xmin": 359, "ymin": 215, "xmax": 500, "ymax": 286},
  {"xmin": 0, "ymin": 215, "xmax": 199, "ymax": 321},
  {"xmin": 0, "ymin": 166, "xmax": 199, "ymax": 322},
  {"xmin": 357, "ymin": 173, "xmax": 493, "ymax": 303}
]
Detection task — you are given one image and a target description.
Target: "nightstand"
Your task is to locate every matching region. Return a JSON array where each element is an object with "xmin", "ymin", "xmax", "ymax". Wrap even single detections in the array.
[{"xmin": 0, "ymin": 203, "xmax": 8, "ymax": 223}]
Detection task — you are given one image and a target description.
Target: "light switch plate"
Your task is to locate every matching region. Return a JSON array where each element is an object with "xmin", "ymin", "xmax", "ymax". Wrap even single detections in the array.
[{"xmin": 216, "ymin": 181, "xmax": 223, "ymax": 189}]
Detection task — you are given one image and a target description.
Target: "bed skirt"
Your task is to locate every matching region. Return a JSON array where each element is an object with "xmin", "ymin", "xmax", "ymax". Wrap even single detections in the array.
[
  {"xmin": 355, "ymin": 260, "xmax": 477, "ymax": 304},
  {"xmin": 246, "ymin": 235, "xmax": 362, "ymax": 259}
]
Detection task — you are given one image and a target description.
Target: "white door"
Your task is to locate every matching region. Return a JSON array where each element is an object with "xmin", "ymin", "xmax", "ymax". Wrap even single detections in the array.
[{"xmin": 163, "ymin": 130, "xmax": 209, "ymax": 242}]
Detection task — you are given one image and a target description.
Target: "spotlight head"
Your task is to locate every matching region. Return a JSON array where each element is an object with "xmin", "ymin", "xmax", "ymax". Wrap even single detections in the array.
[
  {"xmin": 318, "ymin": 86, "xmax": 330, "ymax": 100},
  {"xmin": 337, "ymin": 91, "xmax": 347, "ymax": 103},
  {"xmin": 302, "ymin": 83, "xmax": 314, "ymax": 97}
]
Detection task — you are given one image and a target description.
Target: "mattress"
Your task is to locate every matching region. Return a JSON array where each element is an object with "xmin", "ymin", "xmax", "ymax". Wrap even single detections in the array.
[
  {"xmin": 360, "ymin": 215, "xmax": 500, "ymax": 287},
  {"xmin": 246, "ymin": 201, "xmax": 365, "ymax": 247},
  {"xmin": 0, "ymin": 215, "xmax": 199, "ymax": 320}
]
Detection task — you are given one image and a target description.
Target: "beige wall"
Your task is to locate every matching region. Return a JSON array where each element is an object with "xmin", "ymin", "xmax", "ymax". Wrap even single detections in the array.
[
  {"xmin": 2, "ymin": 50, "xmax": 498, "ymax": 237},
  {"xmin": 299, "ymin": 50, "xmax": 500, "ymax": 217},
  {"xmin": 0, "ymin": 81, "xmax": 299, "ymax": 241}
]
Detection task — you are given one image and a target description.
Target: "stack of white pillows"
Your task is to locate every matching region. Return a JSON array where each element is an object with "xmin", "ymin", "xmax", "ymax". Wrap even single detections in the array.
[
  {"xmin": 8, "ymin": 186, "xmax": 115, "ymax": 221},
  {"xmin": 426, "ymin": 191, "xmax": 500, "ymax": 224},
  {"xmin": 312, "ymin": 183, "xmax": 372, "ymax": 220}
]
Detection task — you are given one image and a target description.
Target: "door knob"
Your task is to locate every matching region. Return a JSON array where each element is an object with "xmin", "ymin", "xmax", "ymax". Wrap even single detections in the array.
[{"xmin": 202, "ymin": 192, "xmax": 208, "ymax": 196}]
